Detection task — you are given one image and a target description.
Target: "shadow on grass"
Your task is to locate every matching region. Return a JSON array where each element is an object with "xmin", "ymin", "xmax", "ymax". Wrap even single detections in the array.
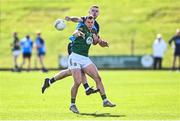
[{"xmin": 79, "ymin": 112, "xmax": 125, "ymax": 117}]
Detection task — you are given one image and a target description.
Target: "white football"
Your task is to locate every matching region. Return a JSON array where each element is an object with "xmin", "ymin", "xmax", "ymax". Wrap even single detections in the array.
[{"xmin": 54, "ymin": 19, "xmax": 66, "ymax": 31}]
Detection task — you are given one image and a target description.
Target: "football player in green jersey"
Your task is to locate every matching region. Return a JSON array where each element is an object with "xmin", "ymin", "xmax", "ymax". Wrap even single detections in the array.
[{"xmin": 68, "ymin": 16, "xmax": 115, "ymax": 114}]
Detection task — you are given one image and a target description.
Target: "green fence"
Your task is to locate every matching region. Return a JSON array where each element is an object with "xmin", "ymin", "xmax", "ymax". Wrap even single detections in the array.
[{"xmin": 59, "ymin": 55, "xmax": 154, "ymax": 69}]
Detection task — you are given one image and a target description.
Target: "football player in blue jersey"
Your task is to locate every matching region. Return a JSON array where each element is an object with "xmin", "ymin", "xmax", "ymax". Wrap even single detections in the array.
[
  {"xmin": 42, "ymin": 5, "xmax": 100, "ymax": 95},
  {"xmin": 20, "ymin": 35, "xmax": 33, "ymax": 71},
  {"xmin": 35, "ymin": 32, "xmax": 48, "ymax": 72},
  {"xmin": 169, "ymin": 29, "xmax": 180, "ymax": 70}
]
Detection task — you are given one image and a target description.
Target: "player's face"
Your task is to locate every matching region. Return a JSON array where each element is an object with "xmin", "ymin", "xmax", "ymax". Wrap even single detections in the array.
[
  {"xmin": 13, "ymin": 32, "xmax": 17, "ymax": 37},
  {"xmin": 89, "ymin": 7, "xmax": 99, "ymax": 19},
  {"xmin": 37, "ymin": 33, "xmax": 41, "ymax": 36},
  {"xmin": 176, "ymin": 30, "xmax": 180, "ymax": 35},
  {"xmin": 85, "ymin": 19, "xmax": 94, "ymax": 30}
]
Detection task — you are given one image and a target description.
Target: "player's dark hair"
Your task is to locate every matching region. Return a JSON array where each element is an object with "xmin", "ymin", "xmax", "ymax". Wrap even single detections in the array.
[
  {"xmin": 90, "ymin": 5, "xmax": 99, "ymax": 9},
  {"xmin": 85, "ymin": 15, "xmax": 94, "ymax": 20},
  {"xmin": 26, "ymin": 35, "xmax": 30, "ymax": 39}
]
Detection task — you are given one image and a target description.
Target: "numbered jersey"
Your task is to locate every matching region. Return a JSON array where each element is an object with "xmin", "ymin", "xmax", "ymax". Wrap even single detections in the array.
[{"xmin": 71, "ymin": 25, "xmax": 97, "ymax": 57}]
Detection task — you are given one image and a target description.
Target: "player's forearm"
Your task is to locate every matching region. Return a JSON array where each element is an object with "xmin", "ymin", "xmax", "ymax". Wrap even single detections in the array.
[
  {"xmin": 98, "ymin": 38, "xmax": 109, "ymax": 47},
  {"xmin": 168, "ymin": 39, "xmax": 173, "ymax": 45},
  {"xmin": 72, "ymin": 30, "xmax": 79, "ymax": 37},
  {"xmin": 73, "ymin": 30, "xmax": 85, "ymax": 38},
  {"xmin": 65, "ymin": 16, "xmax": 82, "ymax": 23},
  {"xmin": 68, "ymin": 17, "xmax": 80, "ymax": 22}
]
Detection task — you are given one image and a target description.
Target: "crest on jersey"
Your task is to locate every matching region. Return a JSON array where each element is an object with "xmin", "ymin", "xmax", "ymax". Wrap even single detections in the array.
[{"xmin": 86, "ymin": 36, "xmax": 93, "ymax": 45}]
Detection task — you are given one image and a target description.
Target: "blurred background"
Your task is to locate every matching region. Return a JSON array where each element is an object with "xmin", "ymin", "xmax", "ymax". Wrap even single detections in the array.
[
  {"xmin": 0, "ymin": 0, "xmax": 180, "ymax": 69},
  {"xmin": 0, "ymin": 1, "xmax": 180, "ymax": 120}
]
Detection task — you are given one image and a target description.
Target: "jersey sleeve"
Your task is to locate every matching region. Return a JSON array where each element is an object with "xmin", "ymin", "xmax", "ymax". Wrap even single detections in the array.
[
  {"xmin": 20, "ymin": 38, "xmax": 25, "ymax": 46},
  {"xmin": 76, "ymin": 22, "xmax": 84, "ymax": 30},
  {"xmin": 30, "ymin": 40, "xmax": 33, "ymax": 47},
  {"xmin": 92, "ymin": 27, "xmax": 98, "ymax": 34},
  {"xmin": 169, "ymin": 36, "xmax": 175, "ymax": 45},
  {"xmin": 76, "ymin": 16, "xmax": 86, "ymax": 29},
  {"xmin": 69, "ymin": 23, "xmax": 85, "ymax": 41},
  {"xmin": 35, "ymin": 39, "xmax": 41, "ymax": 47},
  {"xmin": 94, "ymin": 21, "xmax": 100, "ymax": 33}
]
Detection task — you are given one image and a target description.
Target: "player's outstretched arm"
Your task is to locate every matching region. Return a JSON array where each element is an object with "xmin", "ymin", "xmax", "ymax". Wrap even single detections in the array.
[
  {"xmin": 98, "ymin": 39, "xmax": 109, "ymax": 47},
  {"xmin": 65, "ymin": 16, "xmax": 83, "ymax": 23},
  {"xmin": 92, "ymin": 34, "xmax": 109, "ymax": 47}
]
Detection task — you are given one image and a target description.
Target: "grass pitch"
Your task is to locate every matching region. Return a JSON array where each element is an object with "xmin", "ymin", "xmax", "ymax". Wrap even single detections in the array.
[{"xmin": 0, "ymin": 70, "xmax": 179, "ymax": 120}]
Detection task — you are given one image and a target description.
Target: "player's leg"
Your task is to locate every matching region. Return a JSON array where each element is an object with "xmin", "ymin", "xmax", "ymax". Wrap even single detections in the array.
[
  {"xmin": 41, "ymin": 68, "xmax": 72, "ymax": 93},
  {"xmin": 157, "ymin": 58, "xmax": 160, "ymax": 69},
  {"xmin": 54, "ymin": 69, "xmax": 72, "ymax": 80},
  {"xmin": 178, "ymin": 56, "xmax": 180, "ymax": 70},
  {"xmin": 159, "ymin": 57, "xmax": 162, "ymax": 69},
  {"xmin": 172, "ymin": 55, "xmax": 177, "ymax": 70},
  {"xmin": 39, "ymin": 54, "xmax": 48, "ymax": 72},
  {"xmin": 153, "ymin": 57, "xmax": 157, "ymax": 69},
  {"xmin": 39, "ymin": 55, "xmax": 45, "ymax": 68},
  {"xmin": 81, "ymin": 71, "xmax": 100, "ymax": 95},
  {"xmin": 20, "ymin": 54, "xmax": 26, "ymax": 69},
  {"xmin": 53, "ymin": 69, "xmax": 95, "ymax": 93},
  {"xmin": 14, "ymin": 55, "xmax": 18, "ymax": 68},
  {"xmin": 27, "ymin": 55, "xmax": 31, "ymax": 71},
  {"xmin": 13, "ymin": 54, "xmax": 18, "ymax": 71},
  {"xmin": 42, "ymin": 68, "xmax": 98, "ymax": 94},
  {"xmin": 69, "ymin": 68, "xmax": 82, "ymax": 113},
  {"xmin": 83, "ymin": 64, "xmax": 105, "ymax": 94},
  {"xmin": 83, "ymin": 63, "xmax": 116, "ymax": 107},
  {"xmin": 68, "ymin": 53, "xmax": 84, "ymax": 113}
]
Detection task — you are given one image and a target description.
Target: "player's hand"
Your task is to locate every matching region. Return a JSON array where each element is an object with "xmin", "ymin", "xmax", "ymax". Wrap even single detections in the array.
[
  {"xmin": 65, "ymin": 16, "xmax": 71, "ymax": 21},
  {"xmin": 92, "ymin": 34, "xmax": 99, "ymax": 45},
  {"xmin": 78, "ymin": 31, "xmax": 85, "ymax": 39},
  {"xmin": 99, "ymin": 40, "xmax": 109, "ymax": 47},
  {"xmin": 74, "ymin": 30, "xmax": 85, "ymax": 39}
]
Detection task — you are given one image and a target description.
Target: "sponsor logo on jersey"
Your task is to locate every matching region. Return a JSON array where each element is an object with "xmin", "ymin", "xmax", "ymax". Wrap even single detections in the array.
[{"xmin": 86, "ymin": 36, "xmax": 93, "ymax": 45}]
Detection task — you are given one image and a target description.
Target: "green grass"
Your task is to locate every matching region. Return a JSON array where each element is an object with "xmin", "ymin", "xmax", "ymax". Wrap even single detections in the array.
[
  {"xmin": 0, "ymin": 71, "xmax": 179, "ymax": 120},
  {"xmin": 0, "ymin": 0, "xmax": 180, "ymax": 68}
]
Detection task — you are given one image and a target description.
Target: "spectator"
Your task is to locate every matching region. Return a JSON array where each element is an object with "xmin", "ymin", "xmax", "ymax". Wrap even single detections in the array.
[
  {"xmin": 34, "ymin": 32, "xmax": 48, "ymax": 72},
  {"xmin": 20, "ymin": 35, "xmax": 33, "ymax": 71},
  {"xmin": 169, "ymin": 28, "xmax": 180, "ymax": 70},
  {"xmin": 153, "ymin": 34, "xmax": 167, "ymax": 69},
  {"xmin": 11, "ymin": 32, "xmax": 21, "ymax": 71}
]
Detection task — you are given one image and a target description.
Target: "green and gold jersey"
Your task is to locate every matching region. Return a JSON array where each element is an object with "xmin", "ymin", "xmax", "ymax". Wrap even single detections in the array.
[{"xmin": 71, "ymin": 25, "xmax": 97, "ymax": 57}]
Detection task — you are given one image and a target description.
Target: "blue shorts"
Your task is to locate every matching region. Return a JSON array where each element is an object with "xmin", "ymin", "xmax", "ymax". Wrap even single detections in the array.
[
  {"xmin": 174, "ymin": 49, "xmax": 180, "ymax": 56},
  {"xmin": 38, "ymin": 52, "xmax": 45, "ymax": 56},
  {"xmin": 67, "ymin": 42, "xmax": 72, "ymax": 55},
  {"xmin": 23, "ymin": 53, "xmax": 32, "ymax": 58}
]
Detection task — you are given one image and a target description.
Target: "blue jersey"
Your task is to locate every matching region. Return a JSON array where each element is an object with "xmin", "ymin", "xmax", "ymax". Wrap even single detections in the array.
[
  {"xmin": 35, "ymin": 37, "xmax": 46, "ymax": 53},
  {"xmin": 20, "ymin": 38, "xmax": 33, "ymax": 53},
  {"xmin": 169, "ymin": 35, "xmax": 180, "ymax": 54}
]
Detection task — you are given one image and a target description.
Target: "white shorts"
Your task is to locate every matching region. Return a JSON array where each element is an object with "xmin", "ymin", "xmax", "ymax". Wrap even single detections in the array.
[
  {"xmin": 68, "ymin": 52, "xmax": 93, "ymax": 70},
  {"xmin": 12, "ymin": 50, "xmax": 21, "ymax": 56}
]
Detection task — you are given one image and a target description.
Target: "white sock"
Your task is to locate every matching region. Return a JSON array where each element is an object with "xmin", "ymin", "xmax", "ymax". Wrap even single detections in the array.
[
  {"xmin": 48, "ymin": 80, "xmax": 51, "ymax": 85},
  {"xmin": 103, "ymin": 99, "xmax": 108, "ymax": 103},
  {"xmin": 71, "ymin": 103, "xmax": 75, "ymax": 106},
  {"xmin": 85, "ymin": 87, "xmax": 90, "ymax": 91}
]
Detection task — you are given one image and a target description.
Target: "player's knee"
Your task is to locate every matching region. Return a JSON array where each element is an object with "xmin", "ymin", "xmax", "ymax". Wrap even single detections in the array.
[
  {"xmin": 94, "ymin": 75, "xmax": 102, "ymax": 82},
  {"xmin": 73, "ymin": 78, "xmax": 81, "ymax": 86},
  {"xmin": 74, "ymin": 81, "xmax": 81, "ymax": 87},
  {"xmin": 66, "ymin": 69, "xmax": 72, "ymax": 76}
]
